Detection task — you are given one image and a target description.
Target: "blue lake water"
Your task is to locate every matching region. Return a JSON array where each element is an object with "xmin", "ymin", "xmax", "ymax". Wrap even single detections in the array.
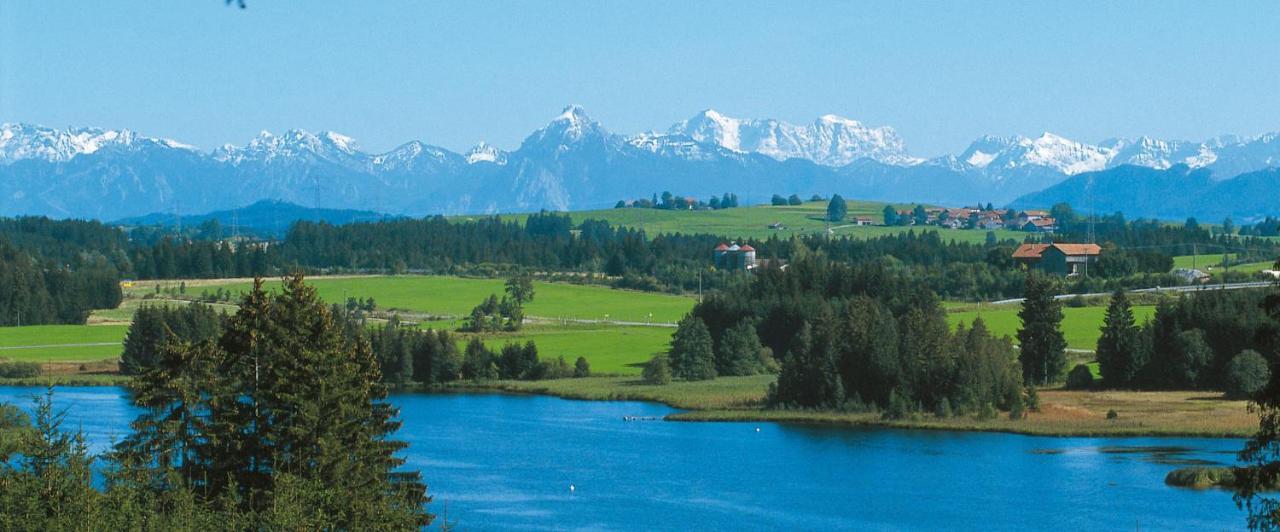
[{"xmin": 0, "ymin": 386, "xmax": 1249, "ymax": 530}]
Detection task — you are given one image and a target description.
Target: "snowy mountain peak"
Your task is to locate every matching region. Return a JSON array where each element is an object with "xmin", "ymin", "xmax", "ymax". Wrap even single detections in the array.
[
  {"xmin": 555, "ymin": 104, "xmax": 590, "ymax": 124},
  {"xmin": 953, "ymin": 132, "xmax": 1109, "ymax": 175},
  {"xmin": 0, "ymin": 123, "xmax": 190, "ymax": 164},
  {"xmin": 228, "ymin": 128, "xmax": 363, "ymax": 162},
  {"xmin": 321, "ymin": 131, "xmax": 357, "ymax": 153},
  {"xmin": 818, "ymin": 114, "xmax": 862, "ymax": 127},
  {"xmin": 522, "ymin": 105, "xmax": 612, "ymax": 149},
  {"xmin": 668, "ymin": 110, "xmax": 910, "ymax": 166},
  {"xmin": 465, "ymin": 141, "xmax": 507, "ymax": 165}
]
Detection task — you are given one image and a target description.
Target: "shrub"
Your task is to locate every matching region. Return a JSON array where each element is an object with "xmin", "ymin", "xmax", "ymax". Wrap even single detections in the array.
[
  {"xmin": 1026, "ymin": 385, "xmax": 1041, "ymax": 412},
  {"xmin": 1224, "ymin": 350, "xmax": 1270, "ymax": 400},
  {"xmin": 1008, "ymin": 392, "xmax": 1026, "ymax": 420},
  {"xmin": 1106, "ymin": 409, "xmax": 1119, "ymax": 420},
  {"xmin": 573, "ymin": 356, "xmax": 591, "ymax": 378},
  {"xmin": 1165, "ymin": 466, "xmax": 1237, "ymax": 489},
  {"xmin": 0, "ymin": 361, "xmax": 41, "ymax": 379},
  {"xmin": 1065, "ymin": 364, "xmax": 1095, "ymax": 390},
  {"xmin": 535, "ymin": 356, "xmax": 574, "ymax": 380},
  {"xmin": 641, "ymin": 355, "xmax": 672, "ymax": 385}
]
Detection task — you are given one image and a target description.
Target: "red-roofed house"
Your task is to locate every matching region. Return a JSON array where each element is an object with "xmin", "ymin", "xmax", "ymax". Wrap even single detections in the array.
[{"xmin": 1012, "ymin": 242, "xmax": 1101, "ymax": 276}]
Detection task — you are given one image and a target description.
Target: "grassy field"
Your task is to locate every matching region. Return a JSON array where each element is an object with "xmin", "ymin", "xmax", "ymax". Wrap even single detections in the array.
[
  {"xmin": 1172, "ymin": 253, "xmax": 1275, "ymax": 275},
  {"xmin": 947, "ymin": 304, "xmax": 1157, "ymax": 350},
  {"xmin": 8, "ymin": 275, "xmax": 686, "ymax": 375},
  {"xmin": 463, "ymin": 200, "xmax": 1026, "ymax": 244},
  {"xmin": 474, "ymin": 376, "xmax": 1257, "ymax": 437},
  {"xmin": 130, "ymin": 276, "xmax": 695, "ymax": 324},
  {"xmin": 0, "ymin": 325, "xmax": 128, "ymax": 363},
  {"xmin": 480, "ymin": 323, "xmax": 672, "ymax": 375}
]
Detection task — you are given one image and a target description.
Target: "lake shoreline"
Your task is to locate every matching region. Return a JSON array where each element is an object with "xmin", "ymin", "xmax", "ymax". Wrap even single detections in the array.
[
  {"xmin": 1, "ymin": 373, "xmax": 1256, "ymax": 439},
  {"xmin": 449, "ymin": 376, "xmax": 1258, "ymax": 439}
]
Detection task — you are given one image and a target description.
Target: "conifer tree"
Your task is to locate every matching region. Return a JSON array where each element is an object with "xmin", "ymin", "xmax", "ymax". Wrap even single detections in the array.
[
  {"xmin": 1017, "ymin": 273, "xmax": 1067, "ymax": 385},
  {"xmin": 1096, "ymin": 289, "xmax": 1143, "ymax": 388}
]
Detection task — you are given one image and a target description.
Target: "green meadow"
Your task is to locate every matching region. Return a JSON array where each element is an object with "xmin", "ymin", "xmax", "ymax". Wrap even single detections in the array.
[
  {"xmin": 947, "ymin": 304, "xmax": 1157, "ymax": 351},
  {"xmin": 12, "ymin": 275, "xmax": 691, "ymax": 371},
  {"xmin": 0, "ymin": 324, "xmax": 128, "ymax": 363},
  {"xmin": 464, "ymin": 200, "xmax": 1025, "ymax": 244},
  {"xmin": 1171, "ymin": 253, "xmax": 1275, "ymax": 274},
  {"xmin": 135, "ymin": 275, "xmax": 696, "ymax": 324}
]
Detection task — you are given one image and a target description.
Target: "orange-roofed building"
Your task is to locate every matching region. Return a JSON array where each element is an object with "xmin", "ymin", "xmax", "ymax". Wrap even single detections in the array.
[{"xmin": 1012, "ymin": 242, "xmax": 1101, "ymax": 276}]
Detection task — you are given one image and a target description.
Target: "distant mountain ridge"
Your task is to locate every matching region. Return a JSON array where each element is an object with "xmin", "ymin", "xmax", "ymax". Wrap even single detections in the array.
[
  {"xmin": 2, "ymin": 108, "xmax": 1278, "ymax": 221},
  {"xmin": 115, "ymin": 199, "xmax": 394, "ymax": 237},
  {"xmin": 1010, "ymin": 165, "xmax": 1280, "ymax": 222}
]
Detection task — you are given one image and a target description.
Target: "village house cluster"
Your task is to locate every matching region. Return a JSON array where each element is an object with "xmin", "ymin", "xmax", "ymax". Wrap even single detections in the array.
[{"xmin": 889, "ymin": 206, "xmax": 1058, "ymax": 233}]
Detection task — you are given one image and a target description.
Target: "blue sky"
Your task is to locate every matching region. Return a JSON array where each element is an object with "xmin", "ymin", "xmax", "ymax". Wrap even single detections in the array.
[{"xmin": 1, "ymin": 1, "xmax": 1277, "ymax": 156}]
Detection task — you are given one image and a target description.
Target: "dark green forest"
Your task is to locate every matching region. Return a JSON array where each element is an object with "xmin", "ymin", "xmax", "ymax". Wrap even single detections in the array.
[{"xmin": 7, "ymin": 203, "xmax": 1274, "ymax": 327}]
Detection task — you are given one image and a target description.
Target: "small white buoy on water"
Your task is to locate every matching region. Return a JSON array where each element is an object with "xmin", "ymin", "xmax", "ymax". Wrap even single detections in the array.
[
  {"xmin": 569, "ymin": 484, "xmax": 576, "ymax": 493},
  {"xmin": 755, "ymin": 427, "xmax": 761, "ymax": 432}
]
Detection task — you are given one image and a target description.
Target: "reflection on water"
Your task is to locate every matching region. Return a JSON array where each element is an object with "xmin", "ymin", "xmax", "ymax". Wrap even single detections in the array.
[{"xmin": 0, "ymin": 386, "xmax": 1250, "ymax": 531}]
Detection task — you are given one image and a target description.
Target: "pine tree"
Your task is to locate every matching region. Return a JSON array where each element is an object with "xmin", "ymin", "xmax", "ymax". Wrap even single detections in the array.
[
  {"xmin": 669, "ymin": 315, "xmax": 716, "ymax": 380},
  {"xmin": 1017, "ymin": 273, "xmax": 1067, "ymax": 385},
  {"xmin": 1096, "ymin": 289, "xmax": 1144, "ymax": 388}
]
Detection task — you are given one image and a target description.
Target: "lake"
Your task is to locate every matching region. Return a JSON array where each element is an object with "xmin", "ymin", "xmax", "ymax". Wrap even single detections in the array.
[{"xmin": 0, "ymin": 386, "xmax": 1248, "ymax": 530}]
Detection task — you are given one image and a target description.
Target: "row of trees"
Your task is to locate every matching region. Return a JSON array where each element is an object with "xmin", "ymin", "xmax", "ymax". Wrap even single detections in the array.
[
  {"xmin": 615, "ymin": 191, "xmax": 741, "ymax": 210},
  {"xmin": 1095, "ymin": 287, "xmax": 1280, "ymax": 392}
]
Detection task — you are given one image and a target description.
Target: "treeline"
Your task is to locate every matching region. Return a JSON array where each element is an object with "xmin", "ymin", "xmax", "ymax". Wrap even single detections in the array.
[
  {"xmin": 0, "ymin": 238, "xmax": 121, "ymax": 325},
  {"xmin": 675, "ymin": 256, "xmax": 1028, "ymax": 417},
  {"xmin": 615, "ymin": 191, "xmax": 740, "ymax": 210},
  {"xmin": 121, "ymin": 290, "xmax": 582, "ymax": 386},
  {"xmin": 1094, "ymin": 288, "xmax": 1280, "ymax": 395},
  {"xmin": 0, "ymin": 275, "xmax": 430, "ymax": 528},
  {"xmin": 359, "ymin": 315, "xmax": 589, "ymax": 385},
  {"xmin": 6, "ymin": 201, "xmax": 1271, "ymax": 316},
  {"xmin": 1052, "ymin": 204, "xmax": 1279, "ymax": 260}
]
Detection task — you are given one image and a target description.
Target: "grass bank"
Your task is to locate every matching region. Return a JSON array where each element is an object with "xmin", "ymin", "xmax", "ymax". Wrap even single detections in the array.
[{"xmin": 464, "ymin": 376, "xmax": 1258, "ymax": 438}]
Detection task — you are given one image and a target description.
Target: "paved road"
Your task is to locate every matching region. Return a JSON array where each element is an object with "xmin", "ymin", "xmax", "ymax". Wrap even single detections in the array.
[{"xmin": 989, "ymin": 281, "xmax": 1275, "ymax": 306}]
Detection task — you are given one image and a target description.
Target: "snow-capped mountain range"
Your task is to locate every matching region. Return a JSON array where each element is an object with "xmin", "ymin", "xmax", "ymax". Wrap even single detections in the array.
[{"xmin": 1, "ymin": 107, "xmax": 1278, "ymax": 221}]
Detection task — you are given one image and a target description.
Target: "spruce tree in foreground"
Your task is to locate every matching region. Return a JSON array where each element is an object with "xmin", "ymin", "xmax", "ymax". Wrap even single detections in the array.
[
  {"xmin": 116, "ymin": 274, "xmax": 431, "ymax": 528},
  {"xmin": 1017, "ymin": 273, "xmax": 1067, "ymax": 386},
  {"xmin": 1096, "ymin": 289, "xmax": 1144, "ymax": 388}
]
